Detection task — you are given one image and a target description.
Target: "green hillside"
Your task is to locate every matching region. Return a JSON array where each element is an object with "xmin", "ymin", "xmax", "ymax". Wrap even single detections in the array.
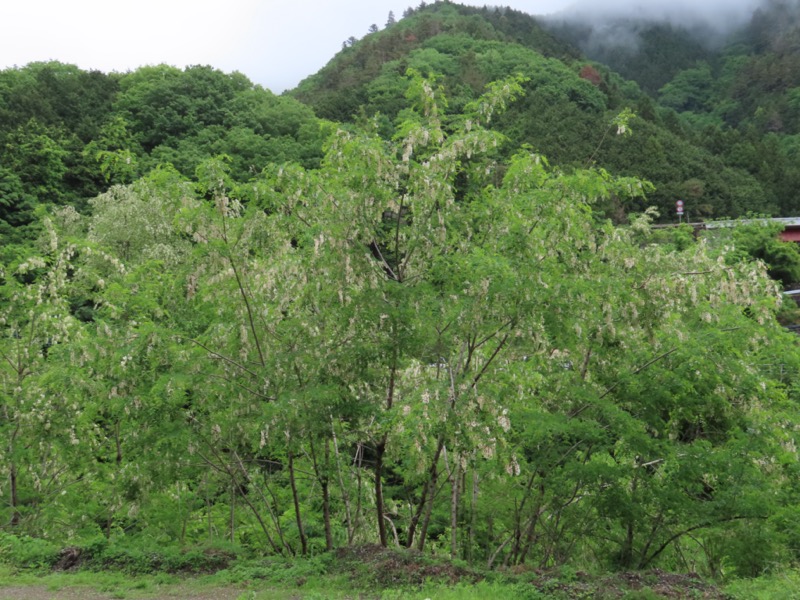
[
  {"xmin": 0, "ymin": 62, "xmax": 325, "ymax": 241},
  {"xmin": 544, "ymin": 0, "xmax": 800, "ymax": 215},
  {"xmin": 290, "ymin": 1, "xmax": 794, "ymax": 221}
]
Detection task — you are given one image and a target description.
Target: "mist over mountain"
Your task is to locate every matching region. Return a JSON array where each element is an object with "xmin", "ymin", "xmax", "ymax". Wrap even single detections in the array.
[
  {"xmin": 542, "ymin": 0, "xmax": 769, "ymax": 68},
  {"xmin": 539, "ymin": 0, "xmax": 795, "ymax": 97},
  {"xmin": 550, "ymin": 0, "xmax": 762, "ymax": 32}
]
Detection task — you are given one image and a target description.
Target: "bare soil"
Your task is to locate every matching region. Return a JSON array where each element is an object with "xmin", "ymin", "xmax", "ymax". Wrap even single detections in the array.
[
  {"xmin": 335, "ymin": 544, "xmax": 729, "ymax": 599},
  {"xmin": 0, "ymin": 584, "xmax": 246, "ymax": 600},
  {"xmin": 531, "ymin": 568, "xmax": 730, "ymax": 599}
]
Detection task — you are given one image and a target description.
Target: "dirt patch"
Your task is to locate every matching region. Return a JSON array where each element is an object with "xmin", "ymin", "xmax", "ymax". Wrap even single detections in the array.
[
  {"xmin": 53, "ymin": 547, "xmax": 83, "ymax": 571},
  {"xmin": 334, "ymin": 545, "xmax": 729, "ymax": 598},
  {"xmin": 51, "ymin": 546, "xmax": 235, "ymax": 575},
  {"xmin": 335, "ymin": 543, "xmax": 480, "ymax": 587},
  {"xmin": 0, "ymin": 584, "xmax": 246, "ymax": 600},
  {"xmin": 530, "ymin": 567, "xmax": 729, "ymax": 599}
]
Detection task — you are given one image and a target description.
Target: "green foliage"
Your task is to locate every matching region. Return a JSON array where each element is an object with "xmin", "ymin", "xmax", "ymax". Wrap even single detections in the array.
[
  {"xmin": 0, "ymin": 61, "xmax": 326, "ymax": 244},
  {"xmin": 0, "ymin": 533, "xmax": 60, "ymax": 569},
  {"xmin": 658, "ymin": 62, "xmax": 715, "ymax": 113},
  {"xmin": 726, "ymin": 570, "xmax": 800, "ymax": 599},
  {"xmin": 716, "ymin": 219, "xmax": 800, "ymax": 286},
  {"xmin": 0, "ymin": 166, "xmax": 37, "ymax": 239}
]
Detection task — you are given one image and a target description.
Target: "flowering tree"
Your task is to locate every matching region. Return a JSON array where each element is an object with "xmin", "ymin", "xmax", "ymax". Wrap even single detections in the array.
[{"xmin": 3, "ymin": 72, "xmax": 797, "ymax": 576}]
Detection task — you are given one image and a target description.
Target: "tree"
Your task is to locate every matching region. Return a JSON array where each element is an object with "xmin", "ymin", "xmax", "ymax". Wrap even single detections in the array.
[
  {"xmin": 716, "ymin": 220, "xmax": 800, "ymax": 287},
  {"xmin": 0, "ymin": 217, "xmax": 119, "ymax": 530},
  {"xmin": 0, "ymin": 167, "xmax": 37, "ymax": 240},
  {"xmin": 1, "ymin": 119, "xmax": 68, "ymax": 204},
  {"xmin": 83, "ymin": 115, "xmax": 141, "ymax": 185},
  {"xmin": 2, "ymin": 66, "xmax": 798, "ymax": 577}
]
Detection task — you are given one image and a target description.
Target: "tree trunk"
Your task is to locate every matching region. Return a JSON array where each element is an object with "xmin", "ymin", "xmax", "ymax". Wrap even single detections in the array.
[
  {"xmin": 114, "ymin": 421, "xmax": 122, "ymax": 464},
  {"xmin": 229, "ymin": 480, "xmax": 236, "ymax": 544},
  {"xmin": 417, "ymin": 466, "xmax": 440, "ymax": 552},
  {"xmin": 331, "ymin": 422, "xmax": 354, "ymax": 544},
  {"xmin": 450, "ymin": 462, "xmax": 461, "ymax": 559},
  {"xmin": 312, "ymin": 436, "xmax": 334, "ymax": 551},
  {"xmin": 287, "ymin": 449, "xmax": 308, "ymax": 556},
  {"xmin": 407, "ymin": 437, "xmax": 444, "ymax": 548},
  {"xmin": 376, "ymin": 352, "xmax": 397, "ymax": 548},
  {"xmin": 375, "ymin": 438, "xmax": 388, "ymax": 547},
  {"xmin": 468, "ymin": 469, "xmax": 478, "ymax": 565},
  {"xmin": 518, "ymin": 485, "xmax": 545, "ymax": 565},
  {"xmin": 9, "ymin": 462, "xmax": 19, "ymax": 527}
]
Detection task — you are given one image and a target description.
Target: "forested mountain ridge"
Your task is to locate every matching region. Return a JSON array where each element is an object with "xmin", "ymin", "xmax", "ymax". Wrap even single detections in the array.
[
  {"xmin": 289, "ymin": 0, "xmax": 799, "ymax": 221},
  {"xmin": 542, "ymin": 0, "xmax": 800, "ymax": 215},
  {"xmin": 290, "ymin": 2, "xmax": 579, "ymax": 121},
  {"xmin": 545, "ymin": 0, "xmax": 800, "ymax": 133},
  {"xmin": 0, "ymin": 62, "xmax": 325, "ymax": 241},
  {"xmin": 2, "ymin": 1, "xmax": 799, "ymax": 237}
]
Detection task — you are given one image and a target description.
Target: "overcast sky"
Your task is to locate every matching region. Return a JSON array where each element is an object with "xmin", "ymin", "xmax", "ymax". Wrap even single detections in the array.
[{"xmin": 0, "ymin": 0, "xmax": 760, "ymax": 93}]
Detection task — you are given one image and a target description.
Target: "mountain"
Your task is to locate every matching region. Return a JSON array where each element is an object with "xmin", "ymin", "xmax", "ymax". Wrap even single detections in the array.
[
  {"xmin": 1, "ymin": 0, "xmax": 799, "ymax": 238},
  {"xmin": 543, "ymin": 0, "xmax": 800, "ymax": 132},
  {"xmin": 0, "ymin": 62, "xmax": 325, "ymax": 240},
  {"xmin": 290, "ymin": 1, "xmax": 799, "ymax": 221},
  {"xmin": 540, "ymin": 0, "xmax": 800, "ymax": 216}
]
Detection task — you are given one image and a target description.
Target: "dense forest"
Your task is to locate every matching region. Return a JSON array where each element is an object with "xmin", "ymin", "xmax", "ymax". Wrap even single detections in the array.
[{"xmin": 3, "ymin": 0, "xmax": 800, "ymax": 589}]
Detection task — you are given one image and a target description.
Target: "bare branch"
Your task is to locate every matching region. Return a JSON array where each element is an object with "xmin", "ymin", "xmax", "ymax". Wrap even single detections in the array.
[{"xmin": 181, "ymin": 336, "xmax": 260, "ymax": 379}]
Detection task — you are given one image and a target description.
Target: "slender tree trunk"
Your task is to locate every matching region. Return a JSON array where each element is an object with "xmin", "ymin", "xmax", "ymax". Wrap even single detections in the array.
[
  {"xmin": 407, "ymin": 437, "xmax": 444, "ymax": 548},
  {"xmin": 114, "ymin": 421, "xmax": 122, "ymax": 464},
  {"xmin": 227, "ymin": 450, "xmax": 286, "ymax": 555},
  {"xmin": 323, "ymin": 440, "xmax": 333, "ymax": 551},
  {"xmin": 9, "ymin": 462, "xmax": 19, "ymax": 527},
  {"xmin": 509, "ymin": 499, "xmax": 522, "ymax": 565},
  {"xmin": 205, "ymin": 473, "xmax": 213, "ymax": 543},
  {"xmin": 375, "ymin": 438, "xmax": 388, "ymax": 547},
  {"xmin": 287, "ymin": 449, "xmax": 308, "ymax": 556},
  {"xmin": 450, "ymin": 462, "xmax": 461, "ymax": 560},
  {"xmin": 406, "ymin": 481, "xmax": 428, "ymax": 548},
  {"xmin": 240, "ymin": 477, "xmax": 285, "ymax": 554},
  {"xmin": 354, "ymin": 443, "xmax": 364, "ymax": 544},
  {"xmin": 331, "ymin": 420, "xmax": 354, "ymax": 544},
  {"xmin": 236, "ymin": 477, "xmax": 282, "ymax": 554},
  {"xmin": 310, "ymin": 435, "xmax": 334, "ymax": 551},
  {"xmin": 468, "ymin": 469, "xmax": 478, "ymax": 566},
  {"xmin": 376, "ymin": 352, "xmax": 398, "ymax": 548},
  {"xmin": 417, "ymin": 465, "xmax": 442, "ymax": 552},
  {"xmin": 518, "ymin": 483, "xmax": 546, "ymax": 565},
  {"xmin": 179, "ymin": 483, "xmax": 187, "ymax": 545},
  {"xmin": 229, "ymin": 479, "xmax": 236, "ymax": 544},
  {"xmin": 620, "ymin": 475, "xmax": 639, "ymax": 569},
  {"xmin": 510, "ymin": 474, "xmax": 535, "ymax": 563}
]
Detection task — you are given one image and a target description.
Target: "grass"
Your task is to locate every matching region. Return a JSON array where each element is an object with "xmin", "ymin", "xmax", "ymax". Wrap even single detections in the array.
[
  {"xmin": 7, "ymin": 539, "xmax": 793, "ymax": 599},
  {"xmin": 724, "ymin": 570, "xmax": 800, "ymax": 599},
  {"xmin": 0, "ymin": 564, "xmax": 175, "ymax": 598},
  {"xmin": 0, "ymin": 559, "xmax": 556, "ymax": 600}
]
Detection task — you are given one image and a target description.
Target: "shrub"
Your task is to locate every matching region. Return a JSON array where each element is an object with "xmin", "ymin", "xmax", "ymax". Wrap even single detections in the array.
[{"xmin": 0, "ymin": 533, "xmax": 60, "ymax": 569}]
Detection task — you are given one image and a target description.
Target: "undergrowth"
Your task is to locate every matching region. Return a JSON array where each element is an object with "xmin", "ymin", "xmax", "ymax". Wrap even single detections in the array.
[{"xmin": 2, "ymin": 532, "xmax": 786, "ymax": 599}]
